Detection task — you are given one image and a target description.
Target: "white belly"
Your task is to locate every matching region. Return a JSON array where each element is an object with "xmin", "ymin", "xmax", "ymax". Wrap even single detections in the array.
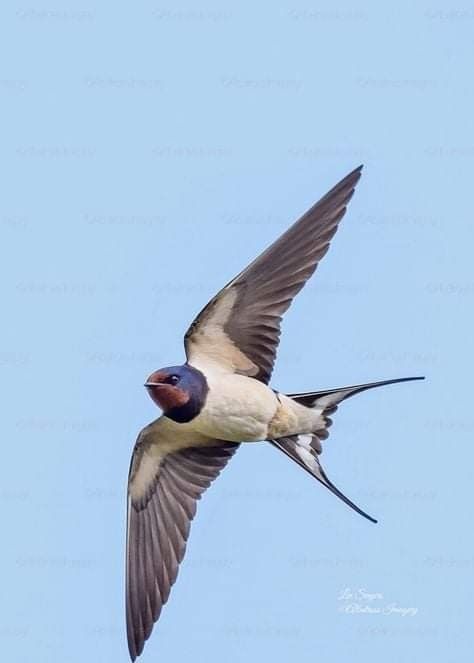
[{"xmin": 192, "ymin": 373, "xmax": 278, "ymax": 442}]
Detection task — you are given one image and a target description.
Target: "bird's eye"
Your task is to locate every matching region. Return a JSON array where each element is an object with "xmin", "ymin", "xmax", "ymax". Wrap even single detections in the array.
[{"xmin": 167, "ymin": 375, "xmax": 179, "ymax": 385}]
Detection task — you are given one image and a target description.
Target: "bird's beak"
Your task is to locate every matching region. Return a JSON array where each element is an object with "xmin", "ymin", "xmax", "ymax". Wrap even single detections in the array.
[{"xmin": 144, "ymin": 381, "xmax": 164, "ymax": 388}]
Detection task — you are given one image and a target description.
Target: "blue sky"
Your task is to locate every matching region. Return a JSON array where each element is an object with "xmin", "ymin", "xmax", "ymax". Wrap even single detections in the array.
[{"xmin": 2, "ymin": 2, "xmax": 473, "ymax": 661}]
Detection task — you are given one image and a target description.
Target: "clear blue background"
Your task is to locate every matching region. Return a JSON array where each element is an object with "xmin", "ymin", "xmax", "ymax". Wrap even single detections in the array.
[{"xmin": 2, "ymin": 2, "xmax": 472, "ymax": 661}]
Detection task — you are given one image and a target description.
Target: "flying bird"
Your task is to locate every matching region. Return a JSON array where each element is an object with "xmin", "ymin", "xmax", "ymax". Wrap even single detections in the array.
[{"xmin": 125, "ymin": 165, "xmax": 423, "ymax": 659}]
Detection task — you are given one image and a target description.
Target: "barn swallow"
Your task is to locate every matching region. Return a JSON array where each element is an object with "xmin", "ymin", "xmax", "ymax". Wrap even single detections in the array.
[{"xmin": 126, "ymin": 165, "xmax": 423, "ymax": 659}]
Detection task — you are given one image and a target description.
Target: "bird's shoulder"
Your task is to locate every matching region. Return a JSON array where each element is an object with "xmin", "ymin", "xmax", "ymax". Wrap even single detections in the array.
[{"xmin": 128, "ymin": 417, "xmax": 214, "ymax": 503}]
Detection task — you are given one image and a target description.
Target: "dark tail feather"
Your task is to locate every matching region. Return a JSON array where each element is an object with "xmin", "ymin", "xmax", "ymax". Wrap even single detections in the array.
[
  {"xmin": 289, "ymin": 376, "xmax": 425, "ymax": 409},
  {"xmin": 270, "ymin": 376, "xmax": 424, "ymax": 522},
  {"xmin": 269, "ymin": 436, "xmax": 377, "ymax": 522}
]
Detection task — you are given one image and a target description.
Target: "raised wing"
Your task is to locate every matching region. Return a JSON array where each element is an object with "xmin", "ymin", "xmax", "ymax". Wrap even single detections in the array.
[
  {"xmin": 185, "ymin": 166, "xmax": 363, "ymax": 383},
  {"xmin": 126, "ymin": 421, "xmax": 238, "ymax": 660}
]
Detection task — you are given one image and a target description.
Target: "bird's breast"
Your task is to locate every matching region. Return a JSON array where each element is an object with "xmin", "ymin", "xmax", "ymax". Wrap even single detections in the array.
[{"xmin": 192, "ymin": 373, "xmax": 278, "ymax": 442}]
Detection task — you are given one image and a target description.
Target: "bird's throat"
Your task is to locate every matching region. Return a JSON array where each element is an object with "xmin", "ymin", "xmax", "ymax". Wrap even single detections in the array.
[{"xmin": 148, "ymin": 384, "xmax": 188, "ymax": 411}]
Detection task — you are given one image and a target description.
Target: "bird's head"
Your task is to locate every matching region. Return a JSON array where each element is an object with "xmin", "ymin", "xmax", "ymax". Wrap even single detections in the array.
[{"xmin": 144, "ymin": 364, "xmax": 208, "ymax": 423}]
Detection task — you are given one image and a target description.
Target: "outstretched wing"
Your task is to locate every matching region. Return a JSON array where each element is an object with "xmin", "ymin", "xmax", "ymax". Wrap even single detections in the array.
[
  {"xmin": 185, "ymin": 166, "xmax": 363, "ymax": 383},
  {"xmin": 126, "ymin": 422, "xmax": 239, "ymax": 660}
]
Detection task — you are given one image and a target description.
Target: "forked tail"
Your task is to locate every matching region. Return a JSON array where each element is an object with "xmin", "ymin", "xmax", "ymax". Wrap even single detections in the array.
[{"xmin": 269, "ymin": 376, "xmax": 424, "ymax": 523}]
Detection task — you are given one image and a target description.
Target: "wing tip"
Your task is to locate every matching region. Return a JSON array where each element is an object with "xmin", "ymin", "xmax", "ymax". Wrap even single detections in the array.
[
  {"xmin": 319, "ymin": 164, "xmax": 364, "ymax": 212},
  {"xmin": 346, "ymin": 164, "xmax": 363, "ymax": 190},
  {"xmin": 347, "ymin": 163, "xmax": 364, "ymax": 181},
  {"xmin": 126, "ymin": 631, "xmax": 138, "ymax": 661}
]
